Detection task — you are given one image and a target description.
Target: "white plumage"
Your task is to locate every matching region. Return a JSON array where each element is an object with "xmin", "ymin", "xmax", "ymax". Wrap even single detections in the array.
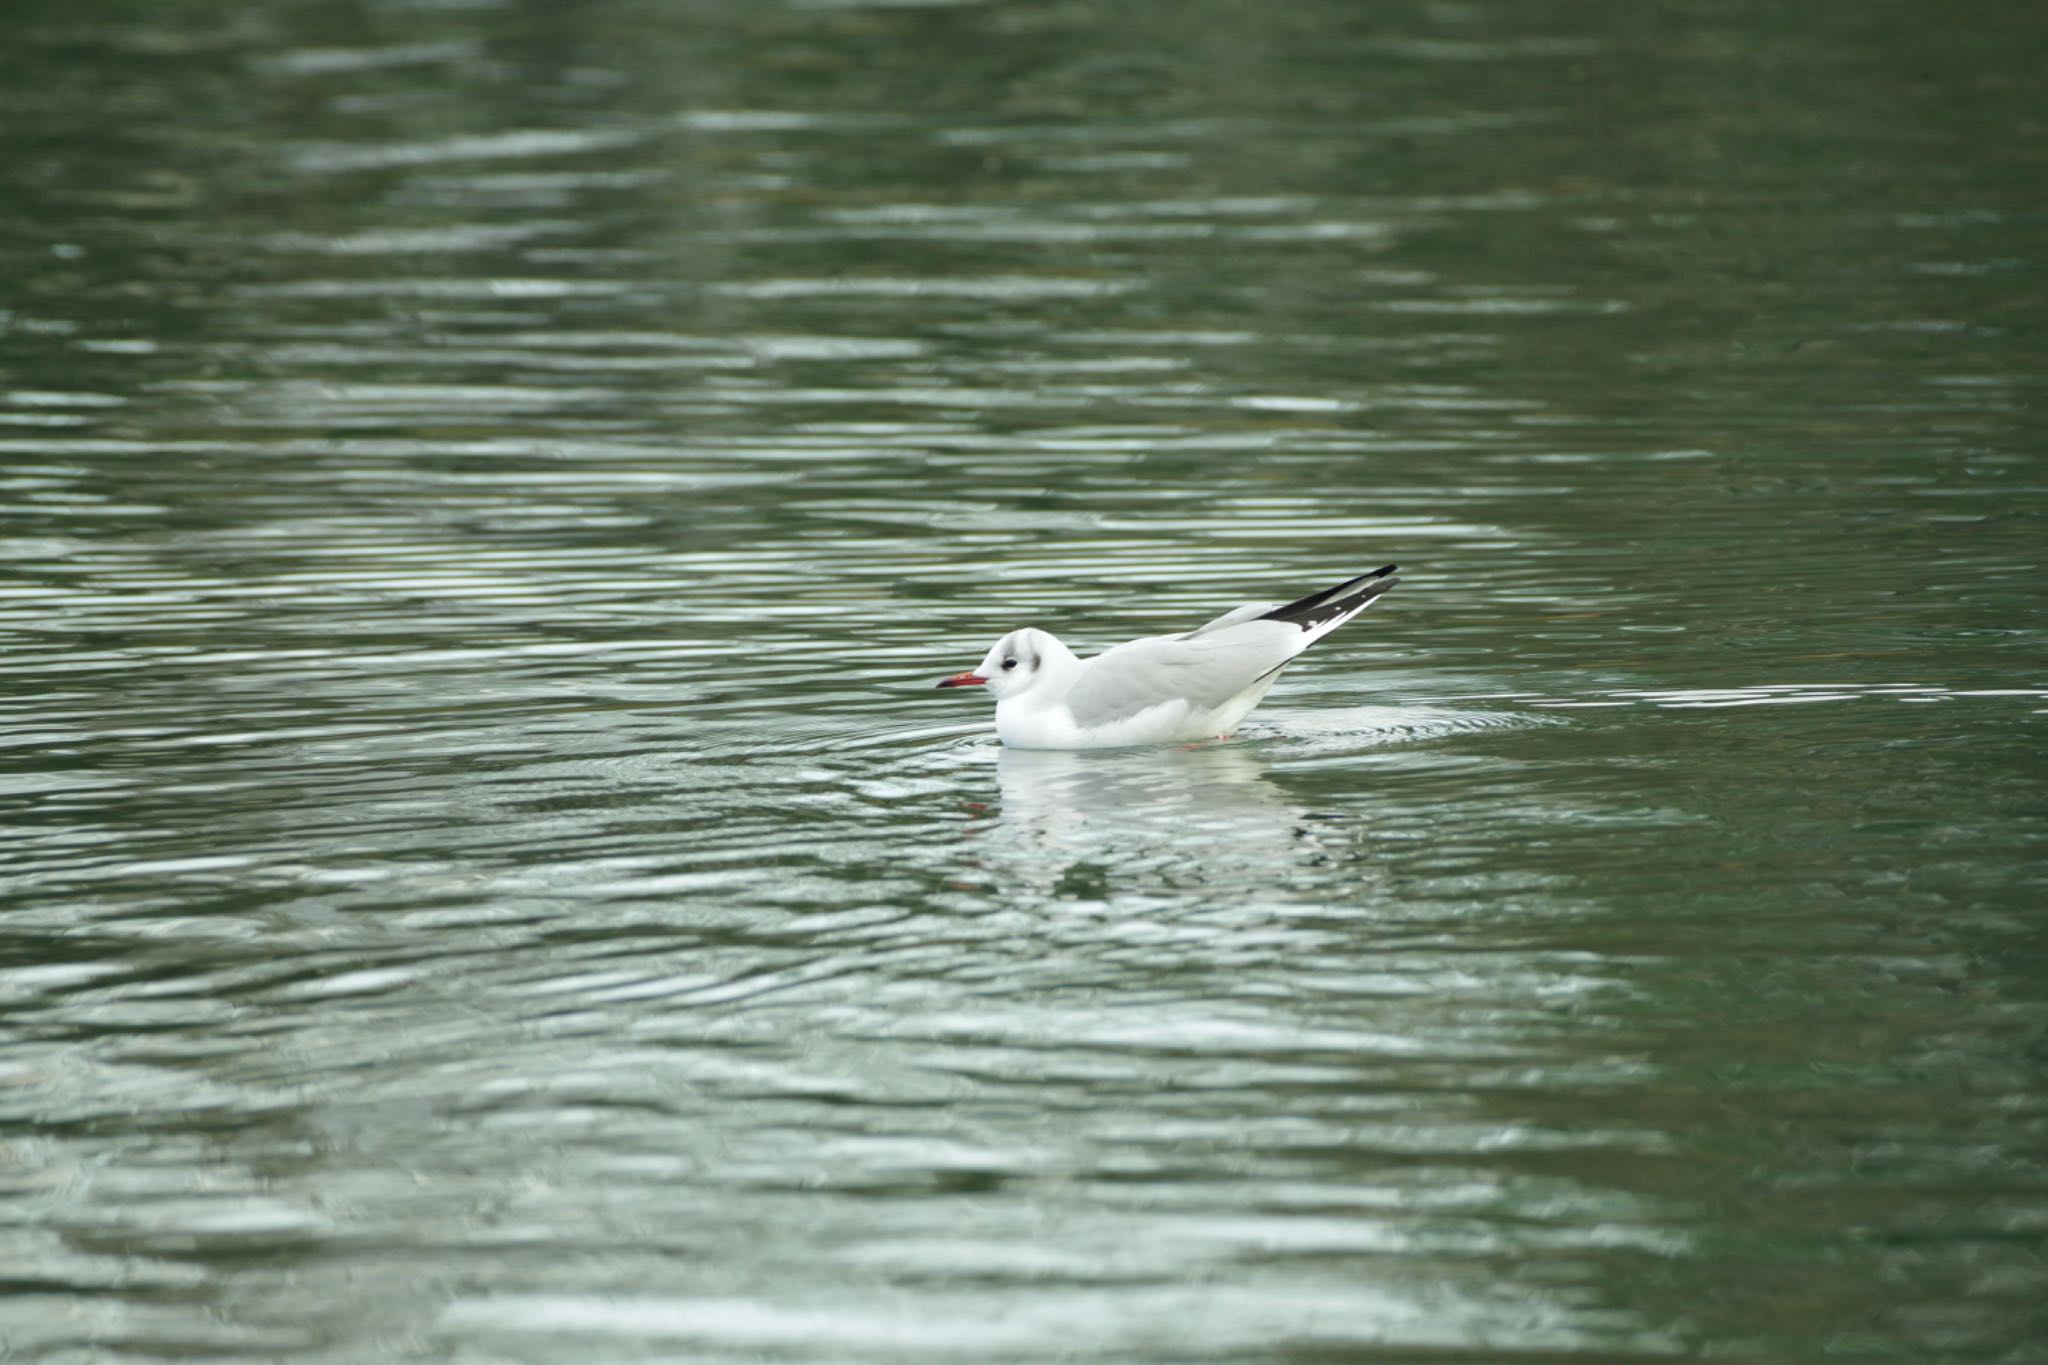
[{"xmin": 935, "ymin": 566, "xmax": 1400, "ymax": 749}]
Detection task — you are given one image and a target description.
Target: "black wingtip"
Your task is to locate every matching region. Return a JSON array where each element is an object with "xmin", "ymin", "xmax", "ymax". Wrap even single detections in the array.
[{"xmin": 1259, "ymin": 565, "xmax": 1403, "ymax": 631}]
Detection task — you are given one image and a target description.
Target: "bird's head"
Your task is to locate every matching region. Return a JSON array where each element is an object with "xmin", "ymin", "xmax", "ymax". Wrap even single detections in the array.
[{"xmin": 935, "ymin": 628, "xmax": 1066, "ymax": 700}]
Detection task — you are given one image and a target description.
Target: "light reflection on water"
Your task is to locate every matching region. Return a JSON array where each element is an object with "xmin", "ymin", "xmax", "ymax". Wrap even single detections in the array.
[{"xmin": 2, "ymin": 0, "xmax": 2045, "ymax": 1360}]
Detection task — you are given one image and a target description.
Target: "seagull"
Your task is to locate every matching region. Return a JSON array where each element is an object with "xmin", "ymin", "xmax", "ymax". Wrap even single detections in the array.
[{"xmin": 935, "ymin": 565, "xmax": 1400, "ymax": 749}]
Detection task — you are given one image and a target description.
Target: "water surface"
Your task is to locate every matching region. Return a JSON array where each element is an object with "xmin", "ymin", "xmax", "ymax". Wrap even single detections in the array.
[{"xmin": 2, "ymin": 0, "xmax": 2044, "ymax": 1360}]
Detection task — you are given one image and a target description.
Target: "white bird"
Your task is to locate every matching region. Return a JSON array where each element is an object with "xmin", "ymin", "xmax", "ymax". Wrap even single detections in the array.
[{"xmin": 935, "ymin": 565, "xmax": 1400, "ymax": 749}]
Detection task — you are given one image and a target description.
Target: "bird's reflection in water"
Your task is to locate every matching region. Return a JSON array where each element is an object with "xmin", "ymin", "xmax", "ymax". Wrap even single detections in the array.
[{"xmin": 982, "ymin": 743, "xmax": 1346, "ymax": 897}]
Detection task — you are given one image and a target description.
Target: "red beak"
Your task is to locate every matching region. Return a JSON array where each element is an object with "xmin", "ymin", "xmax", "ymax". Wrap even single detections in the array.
[{"xmin": 935, "ymin": 671, "xmax": 988, "ymax": 689}]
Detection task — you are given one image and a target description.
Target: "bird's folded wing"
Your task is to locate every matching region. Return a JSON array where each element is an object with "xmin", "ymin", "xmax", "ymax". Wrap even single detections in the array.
[
  {"xmin": 1181, "ymin": 601, "xmax": 1279, "ymax": 638},
  {"xmin": 1062, "ymin": 622, "xmax": 1304, "ymax": 728}
]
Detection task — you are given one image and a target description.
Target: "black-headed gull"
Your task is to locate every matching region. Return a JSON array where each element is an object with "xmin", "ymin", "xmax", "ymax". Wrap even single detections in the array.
[{"xmin": 936, "ymin": 565, "xmax": 1400, "ymax": 749}]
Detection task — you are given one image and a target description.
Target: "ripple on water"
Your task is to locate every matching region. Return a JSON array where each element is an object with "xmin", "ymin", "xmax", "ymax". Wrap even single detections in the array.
[{"xmin": 1527, "ymin": 682, "xmax": 2048, "ymax": 710}]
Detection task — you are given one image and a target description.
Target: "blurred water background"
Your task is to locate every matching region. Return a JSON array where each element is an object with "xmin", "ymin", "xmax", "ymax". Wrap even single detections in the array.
[{"xmin": 2, "ymin": 0, "xmax": 2044, "ymax": 1359}]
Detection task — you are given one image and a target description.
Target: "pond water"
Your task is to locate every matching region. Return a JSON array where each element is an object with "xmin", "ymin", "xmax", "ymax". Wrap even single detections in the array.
[{"xmin": 2, "ymin": 1, "xmax": 2044, "ymax": 1359}]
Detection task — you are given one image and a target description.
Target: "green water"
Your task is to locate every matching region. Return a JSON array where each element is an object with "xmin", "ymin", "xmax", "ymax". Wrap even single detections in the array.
[{"xmin": 2, "ymin": 1, "xmax": 2043, "ymax": 1359}]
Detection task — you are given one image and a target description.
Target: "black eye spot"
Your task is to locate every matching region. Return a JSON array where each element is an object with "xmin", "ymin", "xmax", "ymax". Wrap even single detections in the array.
[{"xmin": 1001, "ymin": 658, "xmax": 1018, "ymax": 670}]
